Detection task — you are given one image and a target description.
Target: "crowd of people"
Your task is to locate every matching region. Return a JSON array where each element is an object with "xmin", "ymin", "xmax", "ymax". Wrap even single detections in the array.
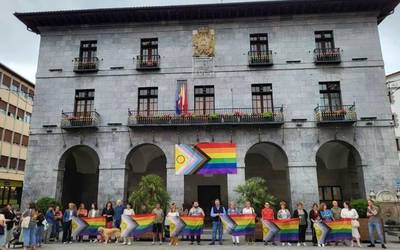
[{"xmin": 0, "ymin": 198, "xmax": 388, "ymax": 249}]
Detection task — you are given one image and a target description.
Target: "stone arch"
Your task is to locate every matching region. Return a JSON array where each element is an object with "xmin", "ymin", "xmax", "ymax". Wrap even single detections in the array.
[{"xmin": 244, "ymin": 142, "xmax": 290, "ymax": 203}]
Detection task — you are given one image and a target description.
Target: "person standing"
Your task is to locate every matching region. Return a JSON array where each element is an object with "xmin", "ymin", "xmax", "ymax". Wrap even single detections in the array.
[
  {"xmin": 309, "ymin": 203, "xmax": 321, "ymax": 246},
  {"xmin": 0, "ymin": 210, "xmax": 6, "ymax": 250},
  {"xmin": 35, "ymin": 210, "xmax": 45, "ymax": 247},
  {"xmin": 209, "ymin": 199, "xmax": 226, "ymax": 245},
  {"xmin": 367, "ymin": 199, "xmax": 386, "ymax": 249},
  {"xmin": 167, "ymin": 203, "xmax": 180, "ymax": 246},
  {"xmin": 152, "ymin": 203, "xmax": 164, "ymax": 245},
  {"xmin": 262, "ymin": 201, "xmax": 276, "ymax": 246},
  {"xmin": 188, "ymin": 201, "xmax": 205, "ymax": 245},
  {"xmin": 44, "ymin": 206, "xmax": 55, "ymax": 243},
  {"xmin": 320, "ymin": 202, "xmax": 334, "ymax": 222},
  {"xmin": 4, "ymin": 204, "xmax": 16, "ymax": 248},
  {"xmin": 341, "ymin": 201, "xmax": 361, "ymax": 247},
  {"xmin": 88, "ymin": 203, "xmax": 100, "ymax": 243},
  {"xmin": 114, "ymin": 200, "xmax": 124, "ymax": 229},
  {"xmin": 331, "ymin": 201, "xmax": 342, "ymax": 220},
  {"xmin": 293, "ymin": 202, "xmax": 308, "ymax": 246},
  {"xmin": 122, "ymin": 203, "xmax": 135, "ymax": 245},
  {"xmin": 77, "ymin": 203, "xmax": 87, "ymax": 242},
  {"xmin": 22, "ymin": 202, "xmax": 38, "ymax": 250},
  {"xmin": 62, "ymin": 203, "xmax": 76, "ymax": 244},
  {"xmin": 242, "ymin": 201, "xmax": 256, "ymax": 245},
  {"xmin": 53, "ymin": 206, "xmax": 63, "ymax": 242},
  {"xmin": 277, "ymin": 201, "xmax": 292, "ymax": 246},
  {"xmin": 102, "ymin": 202, "xmax": 114, "ymax": 229},
  {"xmin": 227, "ymin": 201, "xmax": 240, "ymax": 246}
]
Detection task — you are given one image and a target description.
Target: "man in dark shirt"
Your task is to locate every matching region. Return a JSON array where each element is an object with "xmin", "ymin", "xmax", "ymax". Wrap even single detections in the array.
[
  {"xmin": 4, "ymin": 204, "xmax": 16, "ymax": 245},
  {"xmin": 209, "ymin": 199, "xmax": 226, "ymax": 245}
]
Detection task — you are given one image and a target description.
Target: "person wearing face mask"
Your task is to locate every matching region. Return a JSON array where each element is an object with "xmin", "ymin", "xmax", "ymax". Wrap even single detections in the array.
[{"xmin": 188, "ymin": 201, "xmax": 205, "ymax": 245}]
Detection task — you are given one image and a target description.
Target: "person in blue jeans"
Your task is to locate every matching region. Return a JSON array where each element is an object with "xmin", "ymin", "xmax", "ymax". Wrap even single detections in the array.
[
  {"xmin": 22, "ymin": 203, "xmax": 38, "ymax": 250},
  {"xmin": 209, "ymin": 199, "xmax": 226, "ymax": 245},
  {"xmin": 367, "ymin": 199, "xmax": 386, "ymax": 249},
  {"xmin": 113, "ymin": 200, "xmax": 125, "ymax": 229},
  {"xmin": 35, "ymin": 210, "xmax": 45, "ymax": 247}
]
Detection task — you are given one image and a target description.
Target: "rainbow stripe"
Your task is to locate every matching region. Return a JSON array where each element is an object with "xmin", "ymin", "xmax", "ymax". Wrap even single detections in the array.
[
  {"xmin": 325, "ymin": 219, "xmax": 352, "ymax": 242},
  {"xmin": 273, "ymin": 218, "xmax": 299, "ymax": 242},
  {"xmin": 130, "ymin": 214, "xmax": 156, "ymax": 237},
  {"xmin": 230, "ymin": 214, "xmax": 256, "ymax": 236},
  {"xmin": 196, "ymin": 143, "xmax": 237, "ymax": 175},
  {"xmin": 180, "ymin": 216, "xmax": 204, "ymax": 236},
  {"xmin": 80, "ymin": 217, "xmax": 106, "ymax": 236}
]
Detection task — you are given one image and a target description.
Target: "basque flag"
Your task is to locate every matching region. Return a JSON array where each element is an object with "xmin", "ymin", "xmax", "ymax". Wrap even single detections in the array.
[{"xmin": 176, "ymin": 80, "xmax": 188, "ymax": 114}]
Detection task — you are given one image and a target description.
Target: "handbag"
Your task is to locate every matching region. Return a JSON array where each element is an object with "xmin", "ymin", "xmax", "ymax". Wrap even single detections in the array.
[
  {"xmin": 351, "ymin": 219, "xmax": 360, "ymax": 228},
  {"xmin": 21, "ymin": 216, "xmax": 31, "ymax": 228}
]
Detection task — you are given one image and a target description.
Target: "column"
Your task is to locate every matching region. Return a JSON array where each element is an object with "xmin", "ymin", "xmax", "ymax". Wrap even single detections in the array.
[
  {"xmin": 288, "ymin": 163, "xmax": 319, "ymax": 210},
  {"xmin": 227, "ymin": 166, "xmax": 245, "ymax": 202},
  {"xmin": 167, "ymin": 164, "xmax": 184, "ymax": 206},
  {"xmin": 98, "ymin": 164, "xmax": 126, "ymax": 206}
]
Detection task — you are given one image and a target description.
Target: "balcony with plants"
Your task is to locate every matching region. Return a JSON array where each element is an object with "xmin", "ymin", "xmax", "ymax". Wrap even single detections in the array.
[
  {"xmin": 61, "ymin": 110, "xmax": 100, "ymax": 129},
  {"xmin": 314, "ymin": 104, "xmax": 356, "ymax": 125}
]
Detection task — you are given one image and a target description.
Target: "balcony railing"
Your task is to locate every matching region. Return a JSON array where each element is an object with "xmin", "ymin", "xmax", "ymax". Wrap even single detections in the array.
[
  {"xmin": 136, "ymin": 55, "xmax": 160, "ymax": 70},
  {"xmin": 61, "ymin": 111, "xmax": 100, "ymax": 129},
  {"xmin": 314, "ymin": 48, "xmax": 341, "ymax": 64},
  {"xmin": 128, "ymin": 107, "xmax": 284, "ymax": 127},
  {"xmin": 73, "ymin": 57, "xmax": 99, "ymax": 72},
  {"xmin": 248, "ymin": 50, "xmax": 273, "ymax": 66},
  {"xmin": 315, "ymin": 104, "xmax": 356, "ymax": 125}
]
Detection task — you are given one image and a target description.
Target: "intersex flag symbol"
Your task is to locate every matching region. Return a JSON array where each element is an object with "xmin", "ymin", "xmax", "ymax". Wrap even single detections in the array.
[
  {"xmin": 71, "ymin": 216, "xmax": 87, "ymax": 238},
  {"xmin": 120, "ymin": 215, "xmax": 138, "ymax": 238},
  {"xmin": 262, "ymin": 219, "xmax": 280, "ymax": 241},
  {"xmin": 168, "ymin": 216, "xmax": 186, "ymax": 237},
  {"xmin": 220, "ymin": 214, "xmax": 256, "ymax": 236},
  {"xmin": 262, "ymin": 218, "xmax": 299, "ymax": 242}
]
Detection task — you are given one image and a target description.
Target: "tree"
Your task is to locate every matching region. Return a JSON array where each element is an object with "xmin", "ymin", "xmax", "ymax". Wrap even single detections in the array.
[
  {"xmin": 234, "ymin": 177, "xmax": 277, "ymax": 215},
  {"xmin": 351, "ymin": 199, "xmax": 368, "ymax": 218},
  {"xmin": 128, "ymin": 174, "xmax": 170, "ymax": 213},
  {"xmin": 36, "ymin": 197, "xmax": 61, "ymax": 212}
]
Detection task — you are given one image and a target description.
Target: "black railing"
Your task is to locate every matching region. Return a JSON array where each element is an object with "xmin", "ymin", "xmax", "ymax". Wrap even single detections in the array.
[
  {"xmin": 314, "ymin": 48, "xmax": 341, "ymax": 64},
  {"xmin": 73, "ymin": 57, "xmax": 99, "ymax": 72},
  {"xmin": 128, "ymin": 107, "xmax": 284, "ymax": 127},
  {"xmin": 248, "ymin": 50, "xmax": 273, "ymax": 66},
  {"xmin": 61, "ymin": 111, "xmax": 100, "ymax": 129},
  {"xmin": 136, "ymin": 55, "xmax": 160, "ymax": 70},
  {"xmin": 315, "ymin": 104, "xmax": 356, "ymax": 124}
]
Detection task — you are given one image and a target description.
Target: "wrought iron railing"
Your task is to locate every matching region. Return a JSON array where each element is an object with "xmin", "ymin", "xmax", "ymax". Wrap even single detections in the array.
[
  {"xmin": 73, "ymin": 57, "xmax": 99, "ymax": 72},
  {"xmin": 314, "ymin": 48, "xmax": 341, "ymax": 63},
  {"xmin": 136, "ymin": 55, "xmax": 160, "ymax": 69},
  {"xmin": 248, "ymin": 50, "xmax": 273, "ymax": 66},
  {"xmin": 315, "ymin": 104, "xmax": 356, "ymax": 123},
  {"xmin": 61, "ymin": 110, "xmax": 100, "ymax": 128},
  {"xmin": 128, "ymin": 107, "xmax": 284, "ymax": 126}
]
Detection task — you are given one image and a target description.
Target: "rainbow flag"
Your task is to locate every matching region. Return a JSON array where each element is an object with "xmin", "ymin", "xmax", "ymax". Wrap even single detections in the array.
[
  {"xmin": 325, "ymin": 219, "xmax": 352, "ymax": 242},
  {"xmin": 262, "ymin": 219, "xmax": 280, "ymax": 241},
  {"xmin": 180, "ymin": 216, "xmax": 204, "ymax": 236},
  {"xmin": 196, "ymin": 143, "xmax": 237, "ymax": 175},
  {"xmin": 220, "ymin": 214, "xmax": 256, "ymax": 236},
  {"xmin": 270, "ymin": 218, "xmax": 299, "ymax": 242},
  {"xmin": 81, "ymin": 217, "xmax": 106, "ymax": 236},
  {"xmin": 130, "ymin": 214, "xmax": 156, "ymax": 237},
  {"xmin": 314, "ymin": 222, "xmax": 329, "ymax": 244}
]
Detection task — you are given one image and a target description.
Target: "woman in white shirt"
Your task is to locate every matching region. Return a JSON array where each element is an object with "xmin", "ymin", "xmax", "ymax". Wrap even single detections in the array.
[
  {"xmin": 166, "ymin": 203, "xmax": 179, "ymax": 246},
  {"xmin": 277, "ymin": 201, "xmax": 292, "ymax": 246},
  {"xmin": 242, "ymin": 201, "xmax": 256, "ymax": 245},
  {"xmin": 88, "ymin": 203, "xmax": 100, "ymax": 243},
  {"xmin": 122, "ymin": 203, "xmax": 135, "ymax": 245},
  {"xmin": 341, "ymin": 201, "xmax": 361, "ymax": 247}
]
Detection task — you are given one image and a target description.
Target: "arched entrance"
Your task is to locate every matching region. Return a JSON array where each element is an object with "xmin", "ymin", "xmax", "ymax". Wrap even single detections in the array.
[
  {"xmin": 316, "ymin": 140, "xmax": 364, "ymax": 204},
  {"xmin": 58, "ymin": 145, "xmax": 99, "ymax": 207},
  {"xmin": 245, "ymin": 142, "xmax": 290, "ymax": 203},
  {"xmin": 125, "ymin": 144, "xmax": 167, "ymax": 198}
]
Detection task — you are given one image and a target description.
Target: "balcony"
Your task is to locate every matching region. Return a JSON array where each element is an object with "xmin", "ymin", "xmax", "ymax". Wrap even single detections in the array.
[
  {"xmin": 61, "ymin": 111, "xmax": 100, "ymax": 129},
  {"xmin": 314, "ymin": 48, "xmax": 341, "ymax": 64},
  {"xmin": 248, "ymin": 50, "xmax": 273, "ymax": 66},
  {"xmin": 73, "ymin": 57, "xmax": 99, "ymax": 73},
  {"xmin": 315, "ymin": 104, "xmax": 357, "ymax": 125},
  {"xmin": 128, "ymin": 107, "xmax": 284, "ymax": 127},
  {"xmin": 136, "ymin": 55, "xmax": 160, "ymax": 70}
]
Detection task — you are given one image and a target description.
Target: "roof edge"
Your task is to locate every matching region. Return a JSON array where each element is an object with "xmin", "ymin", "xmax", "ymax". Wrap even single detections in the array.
[{"xmin": 0, "ymin": 62, "xmax": 35, "ymax": 88}]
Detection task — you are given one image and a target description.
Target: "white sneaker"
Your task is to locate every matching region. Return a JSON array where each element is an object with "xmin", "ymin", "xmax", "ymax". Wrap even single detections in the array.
[
  {"xmin": 303, "ymin": 242, "xmax": 307, "ymax": 246},
  {"xmin": 318, "ymin": 244, "xmax": 322, "ymax": 247},
  {"xmin": 152, "ymin": 241, "xmax": 155, "ymax": 245},
  {"xmin": 322, "ymin": 244, "xmax": 326, "ymax": 247},
  {"xmin": 122, "ymin": 241, "xmax": 127, "ymax": 245},
  {"xmin": 288, "ymin": 242, "xmax": 292, "ymax": 246},
  {"xmin": 282, "ymin": 243, "xmax": 286, "ymax": 246},
  {"xmin": 297, "ymin": 243, "xmax": 301, "ymax": 247},
  {"xmin": 128, "ymin": 242, "xmax": 132, "ymax": 246},
  {"xmin": 159, "ymin": 241, "xmax": 162, "ymax": 245}
]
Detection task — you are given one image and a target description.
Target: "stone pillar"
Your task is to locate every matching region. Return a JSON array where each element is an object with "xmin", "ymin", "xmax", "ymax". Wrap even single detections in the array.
[
  {"xmin": 167, "ymin": 163, "xmax": 184, "ymax": 206},
  {"xmin": 288, "ymin": 163, "xmax": 319, "ymax": 210},
  {"xmin": 227, "ymin": 166, "xmax": 245, "ymax": 203},
  {"xmin": 98, "ymin": 164, "xmax": 126, "ymax": 206}
]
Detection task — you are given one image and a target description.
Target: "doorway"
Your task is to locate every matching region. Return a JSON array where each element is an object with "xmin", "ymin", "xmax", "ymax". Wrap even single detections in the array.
[{"xmin": 198, "ymin": 185, "xmax": 220, "ymax": 225}]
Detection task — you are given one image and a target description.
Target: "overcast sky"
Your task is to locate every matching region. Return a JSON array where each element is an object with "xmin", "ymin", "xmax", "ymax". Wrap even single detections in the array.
[{"xmin": 0, "ymin": 0, "xmax": 399, "ymax": 83}]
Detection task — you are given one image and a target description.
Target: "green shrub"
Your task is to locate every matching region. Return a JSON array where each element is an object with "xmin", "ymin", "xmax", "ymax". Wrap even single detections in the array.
[
  {"xmin": 262, "ymin": 111, "xmax": 273, "ymax": 119},
  {"xmin": 36, "ymin": 197, "xmax": 61, "ymax": 212},
  {"xmin": 351, "ymin": 198, "xmax": 368, "ymax": 218}
]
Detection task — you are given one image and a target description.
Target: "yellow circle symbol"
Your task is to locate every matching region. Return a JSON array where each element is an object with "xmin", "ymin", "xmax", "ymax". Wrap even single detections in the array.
[{"xmin": 176, "ymin": 155, "xmax": 186, "ymax": 164}]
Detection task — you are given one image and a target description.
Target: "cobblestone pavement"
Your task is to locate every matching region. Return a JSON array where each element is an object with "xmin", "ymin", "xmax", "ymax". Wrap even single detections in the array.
[{"xmin": 28, "ymin": 241, "xmax": 399, "ymax": 250}]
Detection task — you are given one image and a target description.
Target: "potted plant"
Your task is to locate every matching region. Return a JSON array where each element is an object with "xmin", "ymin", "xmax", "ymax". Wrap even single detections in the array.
[
  {"xmin": 352, "ymin": 199, "xmax": 369, "ymax": 241},
  {"xmin": 36, "ymin": 197, "xmax": 62, "ymax": 212},
  {"xmin": 209, "ymin": 113, "xmax": 221, "ymax": 123},
  {"xmin": 262, "ymin": 111, "xmax": 274, "ymax": 121}
]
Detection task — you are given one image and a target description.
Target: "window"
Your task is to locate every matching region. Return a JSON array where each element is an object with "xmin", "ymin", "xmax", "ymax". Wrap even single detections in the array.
[
  {"xmin": 0, "ymin": 100, "xmax": 7, "ymax": 114},
  {"xmin": 74, "ymin": 89, "xmax": 95, "ymax": 116},
  {"xmin": 21, "ymin": 85, "xmax": 29, "ymax": 99},
  {"xmin": 18, "ymin": 159, "xmax": 25, "ymax": 171},
  {"xmin": 7, "ymin": 104, "xmax": 16, "ymax": 117},
  {"xmin": 250, "ymin": 33, "xmax": 269, "ymax": 52},
  {"xmin": 1, "ymin": 75, "xmax": 11, "ymax": 88},
  {"xmin": 140, "ymin": 38, "xmax": 158, "ymax": 59},
  {"xmin": 28, "ymin": 90, "xmax": 34, "ymax": 102},
  {"xmin": 138, "ymin": 87, "xmax": 158, "ymax": 116},
  {"xmin": 21, "ymin": 135, "xmax": 29, "ymax": 147},
  {"xmin": 13, "ymin": 133, "xmax": 21, "ymax": 145},
  {"xmin": 3, "ymin": 130, "xmax": 12, "ymax": 143},
  {"xmin": 11, "ymin": 80, "xmax": 20, "ymax": 93},
  {"xmin": 0, "ymin": 156, "xmax": 8, "ymax": 168},
  {"xmin": 79, "ymin": 41, "xmax": 97, "ymax": 60},
  {"xmin": 319, "ymin": 82, "xmax": 342, "ymax": 111},
  {"xmin": 194, "ymin": 86, "xmax": 215, "ymax": 115},
  {"xmin": 17, "ymin": 109, "xmax": 24, "ymax": 120},
  {"xmin": 319, "ymin": 186, "xmax": 342, "ymax": 202},
  {"xmin": 24, "ymin": 112, "xmax": 31, "ymax": 124},
  {"xmin": 315, "ymin": 31, "xmax": 335, "ymax": 50},
  {"xmin": 252, "ymin": 84, "xmax": 273, "ymax": 113},
  {"xmin": 9, "ymin": 158, "xmax": 17, "ymax": 170}
]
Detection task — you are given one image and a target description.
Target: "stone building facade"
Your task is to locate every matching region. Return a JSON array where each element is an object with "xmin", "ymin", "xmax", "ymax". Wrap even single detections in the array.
[{"xmin": 15, "ymin": 0, "xmax": 400, "ymax": 210}]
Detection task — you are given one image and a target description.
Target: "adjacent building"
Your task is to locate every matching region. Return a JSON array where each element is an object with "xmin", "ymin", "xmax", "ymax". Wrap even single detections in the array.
[
  {"xmin": 0, "ymin": 63, "xmax": 34, "ymax": 207},
  {"xmin": 387, "ymin": 71, "xmax": 400, "ymax": 161},
  {"xmin": 15, "ymin": 0, "xmax": 400, "ymax": 211}
]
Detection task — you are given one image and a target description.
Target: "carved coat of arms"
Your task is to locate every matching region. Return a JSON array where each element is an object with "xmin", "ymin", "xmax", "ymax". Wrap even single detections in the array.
[{"xmin": 192, "ymin": 28, "xmax": 215, "ymax": 57}]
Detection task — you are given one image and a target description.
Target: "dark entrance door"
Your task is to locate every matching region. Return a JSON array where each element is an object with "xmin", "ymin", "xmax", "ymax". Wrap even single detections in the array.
[{"xmin": 198, "ymin": 185, "xmax": 221, "ymax": 226}]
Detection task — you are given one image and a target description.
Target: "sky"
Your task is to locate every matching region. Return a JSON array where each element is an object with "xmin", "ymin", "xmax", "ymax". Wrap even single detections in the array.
[{"xmin": 0, "ymin": 0, "xmax": 399, "ymax": 83}]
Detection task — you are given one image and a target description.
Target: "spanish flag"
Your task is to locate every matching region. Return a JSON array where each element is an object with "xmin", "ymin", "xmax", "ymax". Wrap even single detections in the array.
[{"xmin": 176, "ymin": 80, "xmax": 188, "ymax": 114}]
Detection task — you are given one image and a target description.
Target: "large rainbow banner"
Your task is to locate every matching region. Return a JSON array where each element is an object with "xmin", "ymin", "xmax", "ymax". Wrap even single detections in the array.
[
  {"xmin": 175, "ymin": 143, "xmax": 237, "ymax": 175},
  {"xmin": 314, "ymin": 219, "xmax": 352, "ymax": 243},
  {"xmin": 168, "ymin": 215, "xmax": 205, "ymax": 237},
  {"xmin": 120, "ymin": 214, "xmax": 156, "ymax": 237},
  {"xmin": 220, "ymin": 214, "xmax": 256, "ymax": 236},
  {"xmin": 71, "ymin": 217, "xmax": 106, "ymax": 237},
  {"xmin": 262, "ymin": 218, "xmax": 299, "ymax": 242}
]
